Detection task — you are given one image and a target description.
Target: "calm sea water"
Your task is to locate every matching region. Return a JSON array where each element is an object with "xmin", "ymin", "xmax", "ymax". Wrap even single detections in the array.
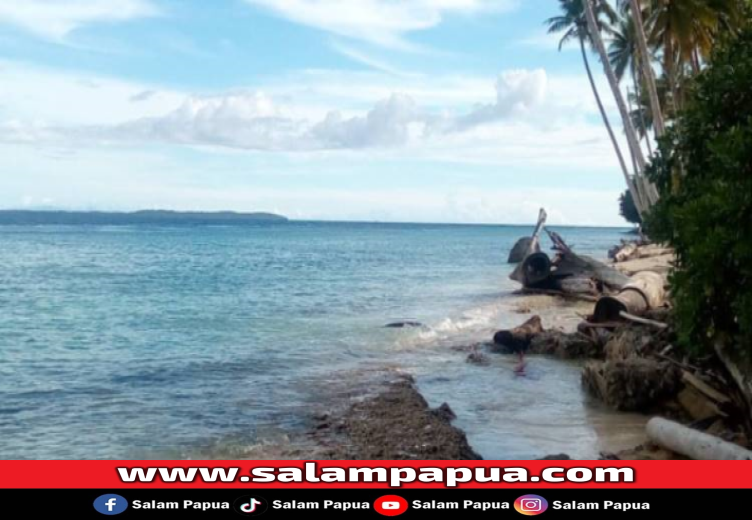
[{"xmin": 0, "ymin": 221, "xmax": 647, "ymax": 459}]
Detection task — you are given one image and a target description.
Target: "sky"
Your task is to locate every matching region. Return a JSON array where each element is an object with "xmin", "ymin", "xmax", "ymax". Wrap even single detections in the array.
[{"xmin": 0, "ymin": 0, "xmax": 636, "ymax": 226}]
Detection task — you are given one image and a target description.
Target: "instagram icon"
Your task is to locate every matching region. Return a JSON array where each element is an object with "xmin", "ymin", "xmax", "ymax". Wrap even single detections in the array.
[{"xmin": 514, "ymin": 495, "xmax": 549, "ymax": 515}]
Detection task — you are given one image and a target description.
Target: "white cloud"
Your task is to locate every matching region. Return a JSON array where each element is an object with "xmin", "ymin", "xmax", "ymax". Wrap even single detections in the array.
[
  {"xmin": 0, "ymin": 0, "xmax": 159, "ymax": 40},
  {"xmin": 115, "ymin": 93, "xmax": 312, "ymax": 151},
  {"xmin": 452, "ymin": 69, "xmax": 548, "ymax": 130},
  {"xmin": 243, "ymin": 0, "xmax": 516, "ymax": 50},
  {"xmin": 0, "ymin": 59, "xmax": 628, "ymax": 176},
  {"xmin": 311, "ymin": 94, "xmax": 425, "ymax": 148}
]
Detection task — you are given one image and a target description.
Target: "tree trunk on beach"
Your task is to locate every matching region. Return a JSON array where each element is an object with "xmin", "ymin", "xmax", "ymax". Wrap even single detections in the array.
[
  {"xmin": 647, "ymin": 418, "xmax": 752, "ymax": 460},
  {"xmin": 508, "ymin": 208, "xmax": 547, "ymax": 263},
  {"xmin": 579, "ymin": 36, "xmax": 646, "ymax": 215},
  {"xmin": 584, "ymin": 0, "xmax": 659, "ymax": 209},
  {"xmin": 629, "ymin": 0, "xmax": 666, "ymax": 138},
  {"xmin": 593, "ymin": 271, "xmax": 666, "ymax": 322}
]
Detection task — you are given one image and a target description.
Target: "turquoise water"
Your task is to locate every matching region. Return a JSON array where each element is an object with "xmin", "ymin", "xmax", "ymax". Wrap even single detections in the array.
[{"xmin": 0, "ymin": 221, "xmax": 646, "ymax": 459}]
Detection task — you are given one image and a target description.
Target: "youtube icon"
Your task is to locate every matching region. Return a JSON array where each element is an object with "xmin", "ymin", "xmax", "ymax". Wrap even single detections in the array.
[{"xmin": 374, "ymin": 495, "xmax": 409, "ymax": 516}]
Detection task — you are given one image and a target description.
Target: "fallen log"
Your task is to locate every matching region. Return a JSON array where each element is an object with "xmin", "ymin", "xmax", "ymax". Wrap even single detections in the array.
[
  {"xmin": 546, "ymin": 231, "xmax": 631, "ymax": 290},
  {"xmin": 516, "ymin": 287, "xmax": 598, "ymax": 303},
  {"xmin": 508, "ymin": 208, "xmax": 547, "ymax": 263},
  {"xmin": 614, "ymin": 242, "xmax": 638, "ymax": 262},
  {"xmin": 492, "ymin": 315, "xmax": 543, "ymax": 353},
  {"xmin": 646, "ymin": 417, "xmax": 752, "ymax": 460},
  {"xmin": 510, "ymin": 252, "xmax": 551, "ymax": 287},
  {"xmin": 593, "ymin": 271, "xmax": 666, "ymax": 323}
]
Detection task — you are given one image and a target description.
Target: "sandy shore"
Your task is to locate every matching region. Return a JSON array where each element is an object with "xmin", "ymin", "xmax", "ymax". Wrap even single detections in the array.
[{"xmin": 288, "ymin": 241, "xmax": 689, "ymax": 460}]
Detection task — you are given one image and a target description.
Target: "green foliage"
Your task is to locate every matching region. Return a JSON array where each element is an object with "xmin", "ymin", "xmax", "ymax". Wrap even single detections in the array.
[
  {"xmin": 619, "ymin": 189, "xmax": 642, "ymax": 225},
  {"xmin": 645, "ymin": 23, "xmax": 752, "ymax": 358}
]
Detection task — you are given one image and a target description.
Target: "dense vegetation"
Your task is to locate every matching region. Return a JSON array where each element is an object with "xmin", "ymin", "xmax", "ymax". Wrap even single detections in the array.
[
  {"xmin": 548, "ymin": 1, "xmax": 751, "ymax": 361},
  {"xmin": 619, "ymin": 189, "xmax": 642, "ymax": 225},
  {"xmin": 646, "ymin": 24, "xmax": 752, "ymax": 358}
]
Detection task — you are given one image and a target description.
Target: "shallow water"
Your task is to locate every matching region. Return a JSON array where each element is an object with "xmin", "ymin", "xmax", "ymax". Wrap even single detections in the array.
[{"xmin": 0, "ymin": 221, "xmax": 646, "ymax": 459}]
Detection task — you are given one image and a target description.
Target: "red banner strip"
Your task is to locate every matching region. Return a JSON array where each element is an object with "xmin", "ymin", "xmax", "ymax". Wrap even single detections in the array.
[{"xmin": 0, "ymin": 461, "xmax": 750, "ymax": 489}]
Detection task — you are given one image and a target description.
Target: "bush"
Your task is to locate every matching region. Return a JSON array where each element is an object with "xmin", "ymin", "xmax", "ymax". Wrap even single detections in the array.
[
  {"xmin": 619, "ymin": 189, "xmax": 642, "ymax": 226},
  {"xmin": 645, "ymin": 26, "xmax": 752, "ymax": 359}
]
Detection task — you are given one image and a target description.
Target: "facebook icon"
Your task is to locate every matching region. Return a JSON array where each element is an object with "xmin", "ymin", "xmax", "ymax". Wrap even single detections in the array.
[{"xmin": 93, "ymin": 494, "xmax": 129, "ymax": 515}]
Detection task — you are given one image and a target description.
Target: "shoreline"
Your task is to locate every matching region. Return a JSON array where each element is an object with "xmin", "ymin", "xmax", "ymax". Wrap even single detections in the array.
[{"xmin": 295, "ymin": 239, "xmax": 746, "ymax": 461}]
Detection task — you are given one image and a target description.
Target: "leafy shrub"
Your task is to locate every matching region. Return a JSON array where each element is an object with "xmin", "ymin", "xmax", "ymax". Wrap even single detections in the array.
[
  {"xmin": 619, "ymin": 189, "xmax": 642, "ymax": 225},
  {"xmin": 645, "ymin": 25, "xmax": 752, "ymax": 359}
]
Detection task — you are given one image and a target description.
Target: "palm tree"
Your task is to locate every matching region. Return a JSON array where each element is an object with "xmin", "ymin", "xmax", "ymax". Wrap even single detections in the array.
[
  {"xmin": 584, "ymin": 0, "xmax": 659, "ymax": 208},
  {"xmin": 609, "ymin": 14, "xmax": 653, "ymax": 155},
  {"xmin": 625, "ymin": 0, "xmax": 665, "ymax": 137},
  {"xmin": 545, "ymin": 0, "xmax": 648, "ymax": 214},
  {"xmin": 646, "ymin": 0, "xmax": 746, "ymax": 110}
]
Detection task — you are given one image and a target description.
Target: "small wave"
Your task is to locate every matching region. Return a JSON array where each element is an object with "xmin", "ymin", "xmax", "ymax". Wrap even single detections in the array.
[{"xmin": 392, "ymin": 300, "xmax": 512, "ymax": 350}]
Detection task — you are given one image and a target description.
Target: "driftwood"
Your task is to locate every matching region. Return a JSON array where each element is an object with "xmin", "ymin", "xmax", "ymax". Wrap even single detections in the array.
[
  {"xmin": 510, "ymin": 252, "xmax": 551, "ymax": 287},
  {"xmin": 492, "ymin": 315, "xmax": 543, "ymax": 353},
  {"xmin": 510, "ymin": 228, "xmax": 631, "ymax": 297},
  {"xmin": 593, "ymin": 271, "xmax": 666, "ymax": 323},
  {"xmin": 618, "ymin": 311, "xmax": 669, "ymax": 330},
  {"xmin": 508, "ymin": 209, "xmax": 547, "ymax": 263},
  {"xmin": 547, "ymin": 231, "xmax": 631, "ymax": 290},
  {"xmin": 516, "ymin": 288, "xmax": 598, "ymax": 303},
  {"xmin": 646, "ymin": 417, "xmax": 752, "ymax": 460}
]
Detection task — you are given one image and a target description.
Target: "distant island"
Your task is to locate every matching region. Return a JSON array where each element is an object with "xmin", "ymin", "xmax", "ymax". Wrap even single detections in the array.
[{"xmin": 0, "ymin": 210, "xmax": 288, "ymax": 226}]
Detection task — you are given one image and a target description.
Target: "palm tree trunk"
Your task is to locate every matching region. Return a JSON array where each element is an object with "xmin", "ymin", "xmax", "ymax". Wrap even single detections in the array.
[
  {"xmin": 584, "ymin": 0, "xmax": 658, "ymax": 207},
  {"xmin": 632, "ymin": 61, "xmax": 653, "ymax": 156},
  {"xmin": 579, "ymin": 37, "xmax": 646, "ymax": 214},
  {"xmin": 629, "ymin": 0, "xmax": 666, "ymax": 138},
  {"xmin": 665, "ymin": 38, "xmax": 681, "ymax": 115}
]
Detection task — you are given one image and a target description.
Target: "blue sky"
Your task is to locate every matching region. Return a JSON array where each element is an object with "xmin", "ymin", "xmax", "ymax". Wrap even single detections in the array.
[{"xmin": 0, "ymin": 0, "xmax": 634, "ymax": 225}]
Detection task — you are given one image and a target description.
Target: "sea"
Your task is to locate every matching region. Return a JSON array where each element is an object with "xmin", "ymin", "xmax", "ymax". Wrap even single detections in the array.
[{"xmin": 0, "ymin": 221, "xmax": 648, "ymax": 460}]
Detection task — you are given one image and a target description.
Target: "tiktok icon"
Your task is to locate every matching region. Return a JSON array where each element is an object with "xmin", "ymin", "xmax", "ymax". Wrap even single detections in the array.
[{"xmin": 233, "ymin": 496, "xmax": 268, "ymax": 516}]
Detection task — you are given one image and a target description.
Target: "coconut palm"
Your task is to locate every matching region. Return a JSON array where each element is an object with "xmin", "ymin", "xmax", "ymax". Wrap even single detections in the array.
[
  {"xmin": 646, "ymin": 0, "xmax": 747, "ymax": 109},
  {"xmin": 628, "ymin": 75, "xmax": 670, "ymax": 147},
  {"xmin": 624, "ymin": 0, "xmax": 665, "ymax": 137},
  {"xmin": 583, "ymin": 0, "xmax": 659, "ymax": 208},
  {"xmin": 609, "ymin": 13, "xmax": 655, "ymax": 155},
  {"xmin": 545, "ymin": 0, "xmax": 648, "ymax": 214}
]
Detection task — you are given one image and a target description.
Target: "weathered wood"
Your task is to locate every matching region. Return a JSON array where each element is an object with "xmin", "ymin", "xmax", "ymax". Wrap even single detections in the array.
[
  {"xmin": 516, "ymin": 288, "xmax": 599, "ymax": 303},
  {"xmin": 618, "ymin": 311, "xmax": 669, "ymax": 330},
  {"xmin": 646, "ymin": 417, "xmax": 752, "ymax": 460},
  {"xmin": 508, "ymin": 237, "xmax": 535, "ymax": 264},
  {"xmin": 510, "ymin": 252, "xmax": 551, "ymax": 286},
  {"xmin": 593, "ymin": 271, "xmax": 666, "ymax": 323},
  {"xmin": 508, "ymin": 209, "xmax": 547, "ymax": 263},
  {"xmin": 614, "ymin": 242, "xmax": 638, "ymax": 262},
  {"xmin": 558, "ymin": 276, "xmax": 598, "ymax": 295},
  {"xmin": 677, "ymin": 387, "xmax": 725, "ymax": 421},
  {"xmin": 546, "ymin": 230, "xmax": 631, "ymax": 290},
  {"xmin": 682, "ymin": 371, "xmax": 731, "ymax": 405},
  {"xmin": 493, "ymin": 315, "xmax": 543, "ymax": 353}
]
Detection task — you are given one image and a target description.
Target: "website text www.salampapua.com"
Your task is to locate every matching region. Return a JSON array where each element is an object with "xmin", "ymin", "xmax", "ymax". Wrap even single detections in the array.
[{"xmin": 116, "ymin": 462, "xmax": 635, "ymax": 487}]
